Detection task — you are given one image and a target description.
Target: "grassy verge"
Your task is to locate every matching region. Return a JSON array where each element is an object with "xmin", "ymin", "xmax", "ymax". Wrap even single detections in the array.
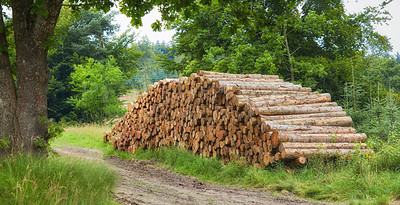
[
  {"xmin": 0, "ymin": 153, "xmax": 116, "ymax": 205},
  {"xmin": 52, "ymin": 124, "xmax": 400, "ymax": 205},
  {"xmin": 52, "ymin": 124, "xmax": 135, "ymax": 159}
]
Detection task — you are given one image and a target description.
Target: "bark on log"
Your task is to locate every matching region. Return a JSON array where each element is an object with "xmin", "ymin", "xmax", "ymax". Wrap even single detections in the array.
[
  {"xmin": 246, "ymin": 93, "xmax": 331, "ymax": 107},
  {"xmin": 278, "ymin": 133, "xmax": 367, "ymax": 143},
  {"xmin": 279, "ymin": 142, "xmax": 367, "ymax": 152},
  {"xmin": 264, "ymin": 116, "xmax": 353, "ymax": 127},
  {"xmin": 260, "ymin": 111, "xmax": 347, "ymax": 121},
  {"xmin": 290, "ymin": 157, "xmax": 307, "ymax": 167},
  {"xmin": 281, "ymin": 148, "xmax": 371, "ymax": 159},
  {"xmin": 256, "ymin": 104, "xmax": 342, "ymax": 115},
  {"xmin": 237, "ymin": 90, "xmax": 311, "ymax": 96},
  {"xmin": 261, "ymin": 123, "xmax": 356, "ymax": 134}
]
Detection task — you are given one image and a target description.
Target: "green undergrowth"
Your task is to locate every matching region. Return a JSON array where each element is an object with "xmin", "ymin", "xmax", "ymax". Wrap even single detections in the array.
[
  {"xmin": 52, "ymin": 124, "xmax": 400, "ymax": 205},
  {"xmin": 0, "ymin": 153, "xmax": 116, "ymax": 205}
]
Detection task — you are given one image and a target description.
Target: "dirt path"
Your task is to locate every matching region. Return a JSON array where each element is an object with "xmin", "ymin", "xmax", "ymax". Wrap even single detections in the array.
[{"xmin": 54, "ymin": 146, "xmax": 325, "ymax": 205}]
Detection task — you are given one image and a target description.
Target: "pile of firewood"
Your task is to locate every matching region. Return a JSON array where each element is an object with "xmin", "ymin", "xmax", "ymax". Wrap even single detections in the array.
[{"xmin": 104, "ymin": 70, "xmax": 368, "ymax": 166}]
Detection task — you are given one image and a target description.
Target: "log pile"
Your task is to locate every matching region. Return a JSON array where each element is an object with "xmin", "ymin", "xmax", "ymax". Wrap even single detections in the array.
[{"xmin": 104, "ymin": 70, "xmax": 369, "ymax": 166}]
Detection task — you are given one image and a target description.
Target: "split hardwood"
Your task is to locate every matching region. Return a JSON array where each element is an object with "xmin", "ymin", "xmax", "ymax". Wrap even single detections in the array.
[{"xmin": 104, "ymin": 70, "xmax": 369, "ymax": 166}]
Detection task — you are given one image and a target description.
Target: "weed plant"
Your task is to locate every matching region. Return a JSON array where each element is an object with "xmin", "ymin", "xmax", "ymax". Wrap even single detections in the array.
[{"xmin": 0, "ymin": 153, "xmax": 116, "ymax": 205}]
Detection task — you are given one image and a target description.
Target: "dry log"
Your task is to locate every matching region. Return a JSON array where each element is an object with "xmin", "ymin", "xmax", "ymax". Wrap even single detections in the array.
[
  {"xmin": 237, "ymin": 90, "xmax": 311, "ymax": 96},
  {"xmin": 264, "ymin": 116, "xmax": 353, "ymax": 127},
  {"xmin": 278, "ymin": 133, "xmax": 367, "ymax": 143},
  {"xmin": 281, "ymin": 148, "xmax": 371, "ymax": 159},
  {"xmin": 256, "ymin": 104, "xmax": 342, "ymax": 115},
  {"xmin": 279, "ymin": 142, "xmax": 367, "ymax": 152},
  {"xmin": 260, "ymin": 111, "xmax": 347, "ymax": 121},
  {"xmin": 261, "ymin": 123, "xmax": 356, "ymax": 134},
  {"xmin": 246, "ymin": 93, "xmax": 331, "ymax": 107},
  {"xmin": 289, "ymin": 157, "xmax": 307, "ymax": 167}
]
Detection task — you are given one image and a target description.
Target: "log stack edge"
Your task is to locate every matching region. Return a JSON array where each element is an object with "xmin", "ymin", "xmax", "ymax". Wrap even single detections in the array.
[{"xmin": 104, "ymin": 70, "xmax": 369, "ymax": 167}]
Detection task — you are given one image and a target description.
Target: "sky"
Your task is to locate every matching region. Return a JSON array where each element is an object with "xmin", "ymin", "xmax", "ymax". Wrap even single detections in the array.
[{"xmin": 114, "ymin": 1, "xmax": 400, "ymax": 54}]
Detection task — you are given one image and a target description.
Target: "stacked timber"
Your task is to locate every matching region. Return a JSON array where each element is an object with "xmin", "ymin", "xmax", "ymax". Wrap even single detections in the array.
[{"xmin": 104, "ymin": 70, "xmax": 368, "ymax": 166}]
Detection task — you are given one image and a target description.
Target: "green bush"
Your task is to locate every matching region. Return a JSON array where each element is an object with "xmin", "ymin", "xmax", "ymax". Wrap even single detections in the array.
[
  {"xmin": 69, "ymin": 56, "xmax": 127, "ymax": 123},
  {"xmin": 368, "ymin": 129, "xmax": 400, "ymax": 171}
]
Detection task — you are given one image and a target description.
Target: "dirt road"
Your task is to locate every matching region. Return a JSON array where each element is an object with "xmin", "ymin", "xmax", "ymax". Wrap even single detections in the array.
[{"xmin": 54, "ymin": 146, "xmax": 324, "ymax": 205}]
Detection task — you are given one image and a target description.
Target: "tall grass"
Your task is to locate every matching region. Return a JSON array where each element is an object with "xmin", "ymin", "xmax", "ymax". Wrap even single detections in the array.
[
  {"xmin": 0, "ymin": 153, "xmax": 116, "ymax": 205},
  {"xmin": 53, "ymin": 124, "xmax": 400, "ymax": 205},
  {"xmin": 131, "ymin": 147, "xmax": 400, "ymax": 204}
]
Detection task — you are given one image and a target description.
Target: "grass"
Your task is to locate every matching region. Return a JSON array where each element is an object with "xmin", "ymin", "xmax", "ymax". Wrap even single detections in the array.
[
  {"xmin": 52, "ymin": 124, "xmax": 135, "ymax": 159},
  {"xmin": 0, "ymin": 153, "xmax": 116, "ymax": 205},
  {"xmin": 52, "ymin": 124, "xmax": 400, "ymax": 205}
]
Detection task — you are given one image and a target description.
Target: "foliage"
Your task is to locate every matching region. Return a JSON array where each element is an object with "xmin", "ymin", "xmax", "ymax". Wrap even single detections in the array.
[
  {"xmin": 48, "ymin": 9, "xmax": 142, "ymax": 121},
  {"xmin": 69, "ymin": 56, "xmax": 127, "ymax": 123},
  {"xmin": 32, "ymin": 118, "xmax": 66, "ymax": 153},
  {"xmin": 0, "ymin": 153, "xmax": 116, "ymax": 204},
  {"xmin": 338, "ymin": 56, "xmax": 400, "ymax": 140},
  {"xmin": 0, "ymin": 135, "xmax": 10, "ymax": 151},
  {"xmin": 368, "ymin": 130, "xmax": 400, "ymax": 172},
  {"xmin": 160, "ymin": 0, "xmax": 392, "ymax": 99},
  {"xmin": 126, "ymin": 38, "xmax": 179, "ymax": 90}
]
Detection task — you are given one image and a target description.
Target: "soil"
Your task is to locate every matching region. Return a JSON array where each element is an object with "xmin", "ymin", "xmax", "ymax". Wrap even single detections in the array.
[{"xmin": 54, "ymin": 146, "xmax": 326, "ymax": 205}]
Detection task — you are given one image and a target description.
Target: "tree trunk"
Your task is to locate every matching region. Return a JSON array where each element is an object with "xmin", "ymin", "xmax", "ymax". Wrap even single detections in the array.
[
  {"xmin": 283, "ymin": 24, "xmax": 294, "ymax": 82},
  {"xmin": 0, "ymin": 0, "xmax": 64, "ymax": 152},
  {"xmin": 0, "ymin": 4, "xmax": 20, "ymax": 153}
]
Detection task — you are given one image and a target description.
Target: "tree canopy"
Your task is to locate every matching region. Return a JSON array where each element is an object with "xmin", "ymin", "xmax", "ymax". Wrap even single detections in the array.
[{"xmin": 159, "ymin": 0, "xmax": 392, "ymax": 99}]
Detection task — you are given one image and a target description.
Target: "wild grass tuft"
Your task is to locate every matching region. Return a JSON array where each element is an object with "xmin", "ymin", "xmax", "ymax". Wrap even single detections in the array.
[{"xmin": 0, "ymin": 153, "xmax": 116, "ymax": 205}]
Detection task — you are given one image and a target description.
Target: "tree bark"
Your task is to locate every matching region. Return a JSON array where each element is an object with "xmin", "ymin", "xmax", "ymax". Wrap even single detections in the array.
[
  {"xmin": 264, "ymin": 116, "xmax": 353, "ymax": 127},
  {"xmin": 2, "ymin": 0, "xmax": 64, "ymax": 152},
  {"xmin": 283, "ymin": 24, "xmax": 294, "ymax": 82},
  {"xmin": 0, "ymin": 4, "xmax": 20, "ymax": 153}
]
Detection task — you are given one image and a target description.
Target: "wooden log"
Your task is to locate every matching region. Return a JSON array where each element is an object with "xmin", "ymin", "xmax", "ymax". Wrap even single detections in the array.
[
  {"xmin": 289, "ymin": 157, "xmax": 307, "ymax": 167},
  {"xmin": 261, "ymin": 123, "xmax": 356, "ymax": 134},
  {"xmin": 279, "ymin": 142, "xmax": 367, "ymax": 152},
  {"xmin": 278, "ymin": 133, "xmax": 367, "ymax": 143},
  {"xmin": 260, "ymin": 111, "xmax": 347, "ymax": 121},
  {"xmin": 220, "ymin": 83, "xmax": 312, "ymax": 92},
  {"xmin": 256, "ymin": 104, "xmax": 342, "ymax": 115},
  {"xmin": 237, "ymin": 93, "xmax": 313, "ymax": 102},
  {"xmin": 245, "ymin": 93, "xmax": 331, "ymax": 107},
  {"xmin": 264, "ymin": 116, "xmax": 353, "ymax": 127},
  {"xmin": 281, "ymin": 148, "xmax": 371, "ymax": 159}
]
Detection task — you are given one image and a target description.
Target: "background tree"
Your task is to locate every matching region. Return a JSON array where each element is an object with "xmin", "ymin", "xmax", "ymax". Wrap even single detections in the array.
[
  {"xmin": 68, "ymin": 56, "xmax": 126, "ymax": 122},
  {"xmin": 47, "ymin": 9, "xmax": 142, "ymax": 121},
  {"xmin": 126, "ymin": 37, "xmax": 178, "ymax": 90},
  {"xmin": 161, "ymin": 0, "xmax": 391, "ymax": 99}
]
